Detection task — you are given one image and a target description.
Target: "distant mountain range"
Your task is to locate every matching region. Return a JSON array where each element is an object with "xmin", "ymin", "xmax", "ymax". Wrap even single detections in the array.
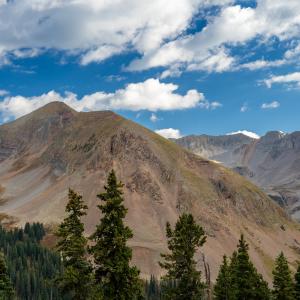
[
  {"xmin": 0, "ymin": 102, "xmax": 299, "ymax": 281},
  {"xmin": 174, "ymin": 131, "xmax": 300, "ymax": 221}
]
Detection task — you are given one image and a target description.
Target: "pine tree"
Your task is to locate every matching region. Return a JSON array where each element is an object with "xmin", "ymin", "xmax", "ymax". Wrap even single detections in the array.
[
  {"xmin": 89, "ymin": 170, "xmax": 143, "ymax": 300},
  {"xmin": 272, "ymin": 252, "xmax": 294, "ymax": 300},
  {"xmin": 295, "ymin": 263, "xmax": 300, "ymax": 300},
  {"xmin": 214, "ymin": 255, "xmax": 235, "ymax": 300},
  {"xmin": 230, "ymin": 234, "xmax": 270, "ymax": 300},
  {"xmin": 0, "ymin": 252, "xmax": 14, "ymax": 299},
  {"xmin": 145, "ymin": 275, "xmax": 160, "ymax": 300},
  {"xmin": 159, "ymin": 213, "xmax": 206, "ymax": 300},
  {"xmin": 56, "ymin": 189, "xmax": 93, "ymax": 300}
]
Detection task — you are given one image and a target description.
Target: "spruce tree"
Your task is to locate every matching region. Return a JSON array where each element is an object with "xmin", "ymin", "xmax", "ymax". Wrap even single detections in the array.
[
  {"xmin": 159, "ymin": 213, "xmax": 206, "ymax": 300},
  {"xmin": 56, "ymin": 189, "xmax": 93, "ymax": 300},
  {"xmin": 89, "ymin": 170, "xmax": 143, "ymax": 300},
  {"xmin": 295, "ymin": 263, "xmax": 300, "ymax": 300},
  {"xmin": 272, "ymin": 252, "xmax": 294, "ymax": 300},
  {"xmin": 214, "ymin": 255, "xmax": 235, "ymax": 300},
  {"xmin": 0, "ymin": 252, "xmax": 13, "ymax": 299},
  {"xmin": 145, "ymin": 275, "xmax": 160, "ymax": 300},
  {"xmin": 231, "ymin": 234, "xmax": 270, "ymax": 300}
]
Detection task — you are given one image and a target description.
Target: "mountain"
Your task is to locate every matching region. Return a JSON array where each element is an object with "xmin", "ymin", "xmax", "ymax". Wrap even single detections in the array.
[
  {"xmin": 173, "ymin": 133, "xmax": 255, "ymax": 166},
  {"xmin": 0, "ymin": 103, "xmax": 300, "ymax": 281},
  {"xmin": 174, "ymin": 131, "xmax": 300, "ymax": 221}
]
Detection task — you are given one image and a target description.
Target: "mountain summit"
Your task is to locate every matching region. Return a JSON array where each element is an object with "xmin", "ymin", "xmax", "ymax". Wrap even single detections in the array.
[{"xmin": 0, "ymin": 102, "xmax": 299, "ymax": 280}]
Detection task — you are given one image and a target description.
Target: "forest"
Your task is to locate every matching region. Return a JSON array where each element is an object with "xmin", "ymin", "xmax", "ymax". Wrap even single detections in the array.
[{"xmin": 0, "ymin": 170, "xmax": 299, "ymax": 299}]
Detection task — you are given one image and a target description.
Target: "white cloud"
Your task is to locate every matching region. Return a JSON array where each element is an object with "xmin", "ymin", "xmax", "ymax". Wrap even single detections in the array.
[
  {"xmin": 0, "ymin": 0, "xmax": 206, "ymax": 64},
  {"xmin": 80, "ymin": 45, "xmax": 124, "ymax": 65},
  {"xmin": 186, "ymin": 48, "xmax": 235, "ymax": 73},
  {"xmin": 0, "ymin": 78, "xmax": 210, "ymax": 119},
  {"xmin": 261, "ymin": 101, "xmax": 280, "ymax": 109},
  {"xmin": 150, "ymin": 113, "xmax": 159, "ymax": 122},
  {"xmin": 240, "ymin": 59, "xmax": 285, "ymax": 71},
  {"xmin": 160, "ymin": 65, "xmax": 182, "ymax": 79},
  {"xmin": 0, "ymin": 0, "xmax": 299, "ymax": 74},
  {"xmin": 210, "ymin": 101, "xmax": 222, "ymax": 110},
  {"xmin": 12, "ymin": 48, "xmax": 41, "ymax": 59},
  {"xmin": 155, "ymin": 128, "xmax": 182, "ymax": 139},
  {"xmin": 0, "ymin": 89, "xmax": 8, "ymax": 96},
  {"xmin": 128, "ymin": 1, "xmax": 300, "ymax": 73},
  {"xmin": 227, "ymin": 130, "xmax": 260, "ymax": 139},
  {"xmin": 240, "ymin": 103, "xmax": 248, "ymax": 112},
  {"xmin": 284, "ymin": 43, "xmax": 300, "ymax": 59},
  {"xmin": 264, "ymin": 72, "xmax": 300, "ymax": 88}
]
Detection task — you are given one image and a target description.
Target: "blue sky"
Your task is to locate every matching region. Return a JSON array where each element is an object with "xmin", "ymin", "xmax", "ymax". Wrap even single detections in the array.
[{"xmin": 0, "ymin": 0, "xmax": 300, "ymax": 138}]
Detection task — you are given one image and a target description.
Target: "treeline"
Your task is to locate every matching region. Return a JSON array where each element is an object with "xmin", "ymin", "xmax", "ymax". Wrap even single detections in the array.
[
  {"xmin": 0, "ymin": 222, "xmax": 64, "ymax": 299},
  {"xmin": 0, "ymin": 169, "xmax": 300, "ymax": 299},
  {"xmin": 144, "ymin": 236, "xmax": 300, "ymax": 300}
]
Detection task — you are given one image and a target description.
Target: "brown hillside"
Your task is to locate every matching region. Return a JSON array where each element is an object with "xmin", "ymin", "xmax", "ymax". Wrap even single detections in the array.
[{"xmin": 0, "ymin": 102, "xmax": 299, "ymax": 281}]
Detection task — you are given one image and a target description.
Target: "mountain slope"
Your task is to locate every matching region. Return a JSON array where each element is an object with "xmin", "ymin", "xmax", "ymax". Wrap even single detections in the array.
[
  {"xmin": 0, "ymin": 103, "xmax": 300, "ymax": 281},
  {"xmin": 174, "ymin": 132, "xmax": 300, "ymax": 221}
]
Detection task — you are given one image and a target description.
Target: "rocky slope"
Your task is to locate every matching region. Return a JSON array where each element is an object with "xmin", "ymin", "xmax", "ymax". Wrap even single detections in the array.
[
  {"xmin": 0, "ymin": 102, "xmax": 300, "ymax": 281},
  {"xmin": 174, "ymin": 131, "xmax": 300, "ymax": 221}
]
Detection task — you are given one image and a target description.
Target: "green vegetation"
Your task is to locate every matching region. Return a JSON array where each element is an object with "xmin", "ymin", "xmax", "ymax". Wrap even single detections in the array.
[
  {"xmin": 0, "ymin": 223, "xmax": 63, "ymax": 300},
  {"xmin": 272, "ymin": 252, "xmax": 294, "ymax": 300},
  {"xmin": 56, "ymin": 189, "xmax": 93, "ymax": 299},
  {"xmin": 295, "ymin": 263, "xmax": 300, "ymax": 299},
  {"xmin": 213, "ymin": 235, "xmax": 271, "ymax": 300},
  {"xmin": 213, "ymin": 255, "xmax": 234, "ymax": 300},
  {"xmin": 0, "ymin": 169, "xmax": 300, "ymax": 299},
  {"xmin": 0, "ymin": 251, "xmax": 13, "ymax": 299},
  {"xmin": 159, "ymin": 213, "xmax": 206, "ymax": 300},
  {"xmin": 89, "ymin": 170, "xmax": 143, "ymax": 300}
]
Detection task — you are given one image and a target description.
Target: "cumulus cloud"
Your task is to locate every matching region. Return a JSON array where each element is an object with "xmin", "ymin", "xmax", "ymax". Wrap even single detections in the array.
[
  {"xmin": 0, "ymin": 78, "xmax": 212, "ymax": 120},
  {"xmin": 227, "ymin": 130, "xmax": 260, "ymax": 139},
  {"xmin": 263, "ymin": 72, "xmax": 300, "ymax": 88},
  {"xmin": 155, "ymin": 128, "xmax": 182, "ymax": 139},
  {"xmin": 0, "ymin": 0, "xmax": 299, "ymax": 74},
  {"xmin": 0, "ymin": 0, "xmax": 205, "ymax": 64},
  {"xmin": 261, "ymin": 101, "xmax": 280, "ymax": 109},
  {"xmin": 128, "ymin": 0, "xmax": 300, "ymax": 73}
]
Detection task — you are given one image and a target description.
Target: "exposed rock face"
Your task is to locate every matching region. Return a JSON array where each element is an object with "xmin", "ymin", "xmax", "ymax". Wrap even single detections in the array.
[
  {"xmin": 174, "ymin": 131, "xmax": 300, "ymax": 221},
  {"xmin": 0, "ymin": 103, "xmax": 300, "ymax": 281},
  {"xmin": 173, "ymin": 134, "xmax": 254, "ymax": 166}
]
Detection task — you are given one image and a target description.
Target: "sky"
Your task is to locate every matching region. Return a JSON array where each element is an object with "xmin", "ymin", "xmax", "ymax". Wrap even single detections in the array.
[{"xmin": 0, "ymin": 0, "xmax": 300, "ymax": 139}]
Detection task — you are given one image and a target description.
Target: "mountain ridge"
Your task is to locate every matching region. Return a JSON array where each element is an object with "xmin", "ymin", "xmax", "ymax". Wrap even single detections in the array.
[
  {"xmin": 174, "ymin": 131, "xmax": 300, "ymax": 221},
  {"xmin": 0, "ymin": 102, "xmax": 299, "ymax": 281}
]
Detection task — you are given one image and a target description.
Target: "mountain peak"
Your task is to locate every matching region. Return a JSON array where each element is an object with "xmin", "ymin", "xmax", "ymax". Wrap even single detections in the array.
[
  {"xmin": 261, "ymin": 131, "xmax": 286, "ymax": 142},
  {"xmin": 226, "ymin": 130, "xmax": 260, "ymax": 139},
  {"xmin": 33, "ymin": 101, "xmax": 77, "ymax": 115}
]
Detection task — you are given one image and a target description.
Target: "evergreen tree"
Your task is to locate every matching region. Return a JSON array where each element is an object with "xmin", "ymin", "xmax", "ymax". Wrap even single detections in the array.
[
  {"xmin": 145, "ymin": 275, "xmax": 160, "ymax": 300},
  {"xmin": 214, "ymin": 255, "xmax": 235, "ymax": 300},
  {"xmin": 295, "ymin": 263, "xmax": 300, "ymax": 300},
  {"xmin": 56, "ymin": 189, "xmax": 93, "ymax": 300},
  {"xmin": 89, "ymin": 170, "xmax": 143, "ymax": 300},
  {"xmin": 0, "ymin": 252, "xmax": 13, "ymax": 299},
  {"xmin": 159, "ymin": 213, "xmax": 206, "ymax": 300},
  {"xmin": 231, "ymin": 234, "xmax": 270, "ymax": 300},
  {"xmin": 272, "ymin": 252, "xmax": 294, "ymax": 300}
]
